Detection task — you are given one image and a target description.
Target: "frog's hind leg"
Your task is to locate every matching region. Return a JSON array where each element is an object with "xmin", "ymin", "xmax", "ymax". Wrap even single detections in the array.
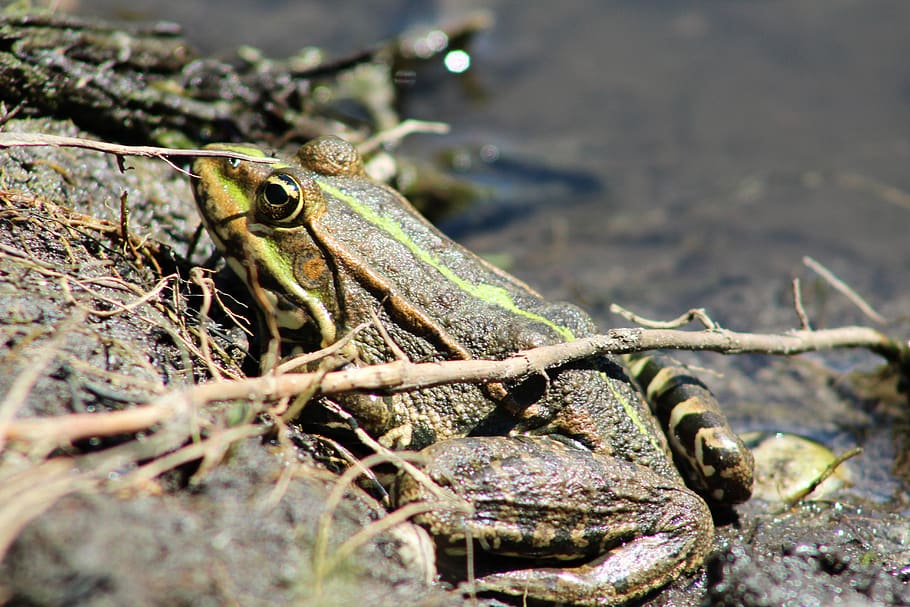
[
  {"xmin": 624, "ymin": 353, "xmax": 754, "ymax": 504},
  {"xmin": 471, "ymin": 480, "xmax": 713, "ymax": 607},
  {"xmin": 393, "ymin": 435, "xmax": 714, "ymax": 606}
]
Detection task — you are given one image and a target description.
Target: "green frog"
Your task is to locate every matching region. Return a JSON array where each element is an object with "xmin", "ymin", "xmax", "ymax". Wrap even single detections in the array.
[{"xmin": 191, "ymin": 136, "xmax": 753, "ymax": 606}]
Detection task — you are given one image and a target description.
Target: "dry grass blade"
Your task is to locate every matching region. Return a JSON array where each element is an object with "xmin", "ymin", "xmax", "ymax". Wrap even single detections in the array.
[
  {"xmin": 0, "ymin": 459, "xmax": 93, "ymax": 559},
  {"xmin": 0, "ymin": 311, "xmax": 86, "ymax": 452},
  {"xmin": 117, "ymin": 424, "xmax": 267, "ymax": 488},
  {"xmin": 311, "ymin": 450, "xmax": 469, "ymax": 593}
]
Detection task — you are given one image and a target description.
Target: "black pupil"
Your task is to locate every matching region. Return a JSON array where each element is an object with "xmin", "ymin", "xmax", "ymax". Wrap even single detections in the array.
[{"xmin": 264, "ymin": 180, "xmax": 291, "ymax": 207}]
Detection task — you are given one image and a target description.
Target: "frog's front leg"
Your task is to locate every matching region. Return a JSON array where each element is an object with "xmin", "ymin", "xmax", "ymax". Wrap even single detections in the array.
[{"xmin": 393, "ymin": 435, "xmax": 712, "ymax": 606}]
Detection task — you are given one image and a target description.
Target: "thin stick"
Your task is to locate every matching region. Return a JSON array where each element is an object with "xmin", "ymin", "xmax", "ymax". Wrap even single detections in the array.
[
  {"xmin": 320, "ymin": 398, "xmax": 457, "ymax": 504},
  {"xmin": 0, "ymin": 461, "xmax": 94, "ymax": 559},
  {"xmin": 357, "ymin": 119, "xmax": 450, "ymax": 154},
  {"xmin": 803, "ymin": 256, "xmax": 886, "ymax": 324},
  {"xmin": 783, "ymin": 447, "xmax": 863, "ymax": 507},
  {"xmin": 274, "ymin": 322, "xmax": 369, "ymax": 374},
  {"xmin": 369, "ymin": 306, "xmax": 409, "ymax": 362},
  {"xmin": 792, "ymin": 278, "xmax": 812, "ymax": 331},
  {"xmin": 321, "ymin": 501, "xmax": 447, "ymax": 577},
  {"xmin": 0, "ymin": 133, "xmax": 279, "ymax": 164},
  {"xmin": 189, "ymin": 268, "xmax": 224, "ymax": 382},
  {"xmin": 610, "ymin": 304, "xmax": 719, "ymax": 330}
]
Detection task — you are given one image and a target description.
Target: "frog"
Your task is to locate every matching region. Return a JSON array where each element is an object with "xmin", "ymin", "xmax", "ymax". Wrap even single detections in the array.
[{"xmin": 190, "ymin": 135, "xmax": 754, "ymax": 606}]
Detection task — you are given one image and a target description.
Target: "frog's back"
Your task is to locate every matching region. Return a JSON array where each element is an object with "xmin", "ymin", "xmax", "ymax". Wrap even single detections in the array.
[{"xmin": 316, "ymin": 175, "xmax": 590, "ymax": 353}]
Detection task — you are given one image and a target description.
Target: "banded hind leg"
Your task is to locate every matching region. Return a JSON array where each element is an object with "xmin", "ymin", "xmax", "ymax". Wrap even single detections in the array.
[{"xmin": 625, "ymin": 352, "xmax": 754, "ymax": 504}]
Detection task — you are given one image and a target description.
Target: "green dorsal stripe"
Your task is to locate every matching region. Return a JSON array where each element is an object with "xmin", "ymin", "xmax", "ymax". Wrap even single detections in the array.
[
  {"xmin": 314, "ymin": 177, "xmax": 657, "ymax": 448},
  {"xmin": 316, "ymin": 179, "xmax": 576, "ymax": 342}
]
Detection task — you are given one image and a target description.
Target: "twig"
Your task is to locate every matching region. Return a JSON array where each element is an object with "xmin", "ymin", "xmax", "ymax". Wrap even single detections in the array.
[
  {"xmin": 783, "ymin": 446, "xmax": 863, "ymax": 507},
  {"xmin": 189, "ymin": 267, "xmax": 224, "ymax": 382},
  {"xmin": 274, "ymin": 322, "xmax": 369, "ymax": 374},
  {"xmin": 117, "ymin": 190, "xmax": 143, "ymax": 261},
  {"xmin": 0, "ymin": 133, "xmax": 280, "ymax": 165},
  {"xmin": 321, "ymin": 398, "xmax": 457, "ymax": 504},
  {"xmin": 0, "ymin": 103, "xmax": 23, "ymax": 128},
  {"xmin": 60, "ymin": 273, "xmax": 176, "ymax": 318},
  {"xmin": 0, "ymin": 239, "xmax": 175, "ymax": 319},
  {"xmin": 118, "ymin": 191, "xmax": 130, "ymax": 243},
  {"xmin": 610, "ymin": 304, "xmax": 720, "ymax": 330},
  {"xmin": 279, "ymin": 362, "xmax": 331, "ymax": 422},
  {"xmin": 3, "ymin": 325, "xmax": 903, "ymax": 447},
  {"xmin": 62, "ymin": 356, "xmax": 165, "ymax": 394},
  {"xmin": 369, "ymin": 306, "xmax": 409, "ymax": 362},
  {"xmin": 205, "ymin": 278, "xmax": 254, "ymax": 339},
  {"xmin": 803, "ymin": 256, "xmax": 887, "ymax": 324},
  {"xmin": 0, "ymin": 459, "xmax": 94, "ymax": 558},
  {"xmin": 242, "ymin": 253, "xmax": 284, "ymax": 372},
  {"xmin": 357, "ymin": 119, "xmax": 451, "ymax": 155},
  {"xmin": 311, "ymin": 451, "xmax": 415, "ymax": 590},
  {"xmin": 320, "ymin": 501, "xmax": 445, "ymax": 579},
  {"xmin": 836, "ymin": 171, "xmax": 910, "ymax": 211},
  {"xmin": 117, "ymin": 424, "xmax": 266, "ymax": 488},
  {"xmin": 792, "ymin": 278, "xmax": 812, "ymax": 330}
]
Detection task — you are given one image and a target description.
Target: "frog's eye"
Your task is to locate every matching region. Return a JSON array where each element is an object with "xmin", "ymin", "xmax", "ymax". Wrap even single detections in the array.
[{"xmin": 256, "ymin": 172, "xmax": 305, "ymax": 224}]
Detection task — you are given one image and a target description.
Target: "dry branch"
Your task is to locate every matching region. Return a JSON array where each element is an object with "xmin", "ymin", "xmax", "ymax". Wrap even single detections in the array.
[
  {"xmin": 803, "ymin": 256, "xmax": 887, "ymax": 324},
  {"xmin": 0, "ymin": 132, "xmax": 280, "ymax": 166},
  {"xmin": 3, "ymin": 324, "xmax": 904, "ymax": 447}
]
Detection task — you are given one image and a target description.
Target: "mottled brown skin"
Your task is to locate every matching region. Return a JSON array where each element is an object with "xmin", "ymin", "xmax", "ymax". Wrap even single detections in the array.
[
  {"xmin": 393, "ymin": 437, "xmax": 713, "ymax": 605},
  {"xmin": 191, "ymin": 136, "xmax": 752, "ymax": 606}
]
